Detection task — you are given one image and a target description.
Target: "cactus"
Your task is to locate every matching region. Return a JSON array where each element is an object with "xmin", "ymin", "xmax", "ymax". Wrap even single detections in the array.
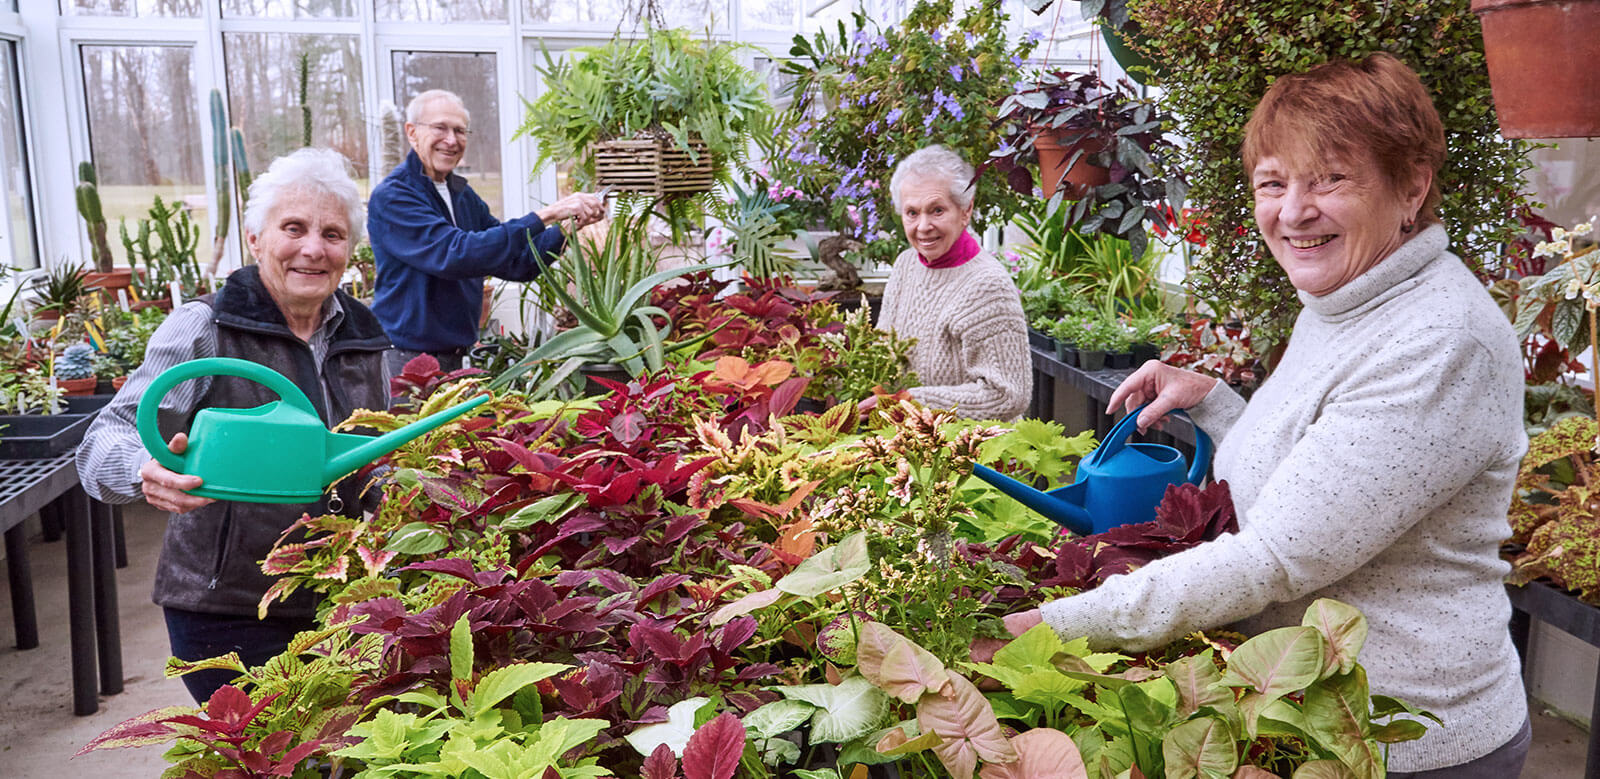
[
  {"xmin": 57, "ymin": 343, "xmax": 96, "ymax": 380},
  {"xmin": 378, "ymin": 100, "xmax": 406, "ymax": 175},
  {"xmin": 76, "ymin": 162, "xmax": 114, "ymax": 272},
  {"xmin": 298, "ymin": 51, "xmax": 312, "ymax": 147},
  {"xmin": 208, "ymin": 89, "xmax": 231, "ymax": 275},
  {"xmin": 123, "ymin": 195, "xmax": 203, "ymax": 301}
]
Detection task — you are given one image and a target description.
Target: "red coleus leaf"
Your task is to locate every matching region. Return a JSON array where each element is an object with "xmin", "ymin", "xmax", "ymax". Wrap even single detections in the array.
[
  {"xmin": 682, "ymin": 712, "xmax": 746, "ymax": 779},
  {"xmin": 643, "ymin": 743, "xmax": 680, "ymax": 779}
]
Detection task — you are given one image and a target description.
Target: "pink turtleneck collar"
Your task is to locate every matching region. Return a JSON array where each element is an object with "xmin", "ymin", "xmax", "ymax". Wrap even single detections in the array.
[{"xmin": 918, "ymin": 231, "xmax": 980, "ymax": 269}]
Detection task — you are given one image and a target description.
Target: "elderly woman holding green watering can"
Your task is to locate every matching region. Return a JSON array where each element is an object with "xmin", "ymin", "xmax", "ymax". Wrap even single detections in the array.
[
  {"xmin": 77, "ymin": 148, "xmax": 392, "ymax": 704},
  {"xmin": 1006, "ymin": 54, "xmax": 1530, "ymax": 777}
]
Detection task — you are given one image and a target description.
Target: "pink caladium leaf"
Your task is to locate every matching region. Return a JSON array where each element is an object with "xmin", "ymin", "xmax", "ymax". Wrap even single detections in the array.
[
  {"xmin": 917, "ymin": 674, "xmax": 1017, "ymax": 779},
  {"xmin": 681, "ymin": 712, "xmax": 746, "ymax": 779},
  {"xmin": 977, "ymin": 728, "xmax": 1088, "ymax": 779},
  {"xmin": 856, "ymin": 622, "xmax": 951, "ymax": 704}
]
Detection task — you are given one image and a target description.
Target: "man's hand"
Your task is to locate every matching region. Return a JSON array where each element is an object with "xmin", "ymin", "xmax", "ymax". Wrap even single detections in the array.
[
  {"xmin": 139, "ymin": 432, "xmax": 215, "ymax": 514},
  {"xmin": 536, "ymin": 192, "xmax": 606, "ymax": 229}
]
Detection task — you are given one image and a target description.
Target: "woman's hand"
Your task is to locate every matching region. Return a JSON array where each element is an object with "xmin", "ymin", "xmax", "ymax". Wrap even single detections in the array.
[
  {"xmin": 1004, "ymin": 608, "xmax": 1044, "ymax": 637},
  {"xmin": 1106, "ymin": 360, "xmax": 1220, "ymax": 433},
  {"xmin": 139, "ymin": 432, "xmax": 215, "ymax": 514}
]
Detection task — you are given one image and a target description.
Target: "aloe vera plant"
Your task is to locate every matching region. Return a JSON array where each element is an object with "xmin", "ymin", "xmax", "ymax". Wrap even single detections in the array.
[{"xmin": 491, "ymin": 218, "xmax": 718, "ymax": 395}]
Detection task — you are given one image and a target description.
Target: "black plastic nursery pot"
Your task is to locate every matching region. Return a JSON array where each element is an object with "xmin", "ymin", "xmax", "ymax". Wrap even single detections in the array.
[
  {"xmin": 1027, "ymin": 328, "xmax": 1052, "ymax": 351},
  {"xmin": 580, "ymin": 363, "xmax": 633, "ymax": 396},
  {"xmin": 1078, "ymin": 349, "xmax": 1108, "ymax": 371},
  {"xmin": 1107, "ymin": 351, "xmax": 1135, "ymax": 370},
  {"xmin": 0, "ymin": 413, "xmax": 96, "ymax": 459}
]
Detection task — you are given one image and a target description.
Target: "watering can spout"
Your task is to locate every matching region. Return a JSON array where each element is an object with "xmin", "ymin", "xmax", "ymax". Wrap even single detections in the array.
[
  {"xmin": 322, "ymin": 394, "xmax": 491, "ymax": 484},
  {"xmin": 970, "ymin": 464, "xmax": 1095, "ymax": 536}
]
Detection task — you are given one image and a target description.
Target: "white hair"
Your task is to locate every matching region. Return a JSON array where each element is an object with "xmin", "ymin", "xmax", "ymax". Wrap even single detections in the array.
[
  {"xmin": 405, "ymin": 89, "xmax": 471, "ymax": 125},
  {"xmin": 890, "ymin": 145, "xmax": 977, "ymax": 212},
  {"xmin": 242, "ymin": 147, "xmax": 365, "ymax": 244}
]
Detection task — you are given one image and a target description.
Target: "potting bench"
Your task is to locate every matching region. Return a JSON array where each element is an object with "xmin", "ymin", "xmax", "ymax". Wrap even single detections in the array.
[
  {"xmin": 0, "ymin": 452, "xmax": 123, "ymax": 716},
  {"xmin": 1508, "ymin": 582, "xmax": 1600, "ymax": 779},
  {"xmin": 1029, "ymin": 344, "xmax": 1201, "ymax": 453}
]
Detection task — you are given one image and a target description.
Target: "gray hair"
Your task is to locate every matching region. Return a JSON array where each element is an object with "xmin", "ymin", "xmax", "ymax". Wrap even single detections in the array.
[
  {"xmin": 405, "ymin": 89, "xmax": 471, "ymax": 125},
  {"xmin": 242, "ymin": 147, "xmax": 365, "ymax": 244},
  {"xmin": 890, "ymin": 145, "xmax": 976, "ymax": 212}
]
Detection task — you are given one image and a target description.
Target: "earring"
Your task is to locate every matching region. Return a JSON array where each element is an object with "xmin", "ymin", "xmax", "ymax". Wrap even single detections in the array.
[{"xmin": 1401, "ymin": 217, "xmax": 1415, "ymax": 234}]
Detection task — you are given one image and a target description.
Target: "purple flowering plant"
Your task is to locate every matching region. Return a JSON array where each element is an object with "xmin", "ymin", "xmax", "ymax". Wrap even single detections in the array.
[{"xmin": 770, "ymin": 0, "xmax": 1036, "ymax": 269}]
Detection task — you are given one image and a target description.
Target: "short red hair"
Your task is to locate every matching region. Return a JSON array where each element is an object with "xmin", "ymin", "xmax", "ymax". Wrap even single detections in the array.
[{"xmin": 1242, "ymin": 52, "xmax": 1446, "ymax": 226}]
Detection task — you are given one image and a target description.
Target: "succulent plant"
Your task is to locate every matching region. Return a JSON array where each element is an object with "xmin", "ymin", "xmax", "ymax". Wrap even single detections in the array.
[{"xmin": 57, "ymin": 342, "xmax": 97, "ymax": 380}]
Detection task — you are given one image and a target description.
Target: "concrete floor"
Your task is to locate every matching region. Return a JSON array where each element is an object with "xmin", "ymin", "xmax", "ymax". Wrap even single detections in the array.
[{"xmin": 0, "ymin": 503, "xmax": 1591, "ymax": 777}]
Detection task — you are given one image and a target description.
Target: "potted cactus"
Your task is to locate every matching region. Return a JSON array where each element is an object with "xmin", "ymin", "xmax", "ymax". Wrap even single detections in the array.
[{"xmin": 54, "ymin": 343, "xmax": 98, "ymax": 396}]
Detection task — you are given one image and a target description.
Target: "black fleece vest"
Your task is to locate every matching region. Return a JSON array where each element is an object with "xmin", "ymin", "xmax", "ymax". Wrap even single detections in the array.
[{"xmin": 151, "ymin": 266, "xmax": 391, "ymax": 618}]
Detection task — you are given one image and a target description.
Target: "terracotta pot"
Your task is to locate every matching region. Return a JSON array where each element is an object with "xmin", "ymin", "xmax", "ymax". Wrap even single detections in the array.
[
  {"xmin": 1472, "ymin": 0, "xmax": 1600, "ymax": 138},
  {"xmin": 111, "ymin": 375, "xmax": 127, "ymax": 391},
  {"xmin": 1034, "ymin": 130, "xmax": 1110, "ymax": 199},
  {"xmin": 131, "ymin": 298, "xmax": 173, "ymax": 312},
  {"xmin": 33, "ymin": 308, "xmax": 61, "ymax": 321},
  {"xmin": 83, "ymin": 268, "xmax": 135, "ymax": 291},
  {"xmin": 58, "ymin": 377, "xmax": 98, "ymax": 396}
]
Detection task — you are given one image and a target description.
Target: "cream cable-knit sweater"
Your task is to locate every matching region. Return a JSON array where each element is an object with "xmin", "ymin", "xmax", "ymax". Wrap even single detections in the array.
[
  {"xmin": 877, "ymin": 245, "xmax": 1031, "ymax": 420},
  {"xmin": 1039, "ymin": 225, "xmax": 1527, "ymax": 772}
]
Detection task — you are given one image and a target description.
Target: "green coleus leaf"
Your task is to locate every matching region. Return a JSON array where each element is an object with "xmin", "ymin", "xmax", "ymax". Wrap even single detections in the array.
[
  {"xmin": 775, "ymin": 531, "xmax": 870, "ymax": 598},
  {"xmin": 1219, "ymin": 626, "xmax": 1326, "ymax": 701},
  {"xmin": 385, "ymin": 521, "xmax": 449, "ymax": 555},
  {"xmin": 336, "ymin": 708, "xmax": 450, "ymax": 763},
  {"xmin": 497, "ymin": 494, "xmax": 578, "ymax": 531},
  {"xmin": 528, "ymin": 716, "xmax": 610, "ymax": 767},
  {"xmin": 778, "ymin": 676, "xmax": 891, "ymax": 743},
  {"xmin": 166, "ymin": 652, "xmax": 246, "ymax": 678},
  {"xmin": 449, "ymin": 614, "xmax": 473, "ymax": 709},
  {"xmin": 1160, "ymin": 716, "xmax": 1237, "ymax": 779},
  {"xmin": 466, "ymin": 662, "xmax": 571, "ymax": 718}
]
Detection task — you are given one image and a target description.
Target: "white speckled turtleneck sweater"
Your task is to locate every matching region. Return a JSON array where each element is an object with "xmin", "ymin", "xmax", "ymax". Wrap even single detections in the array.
[
  {"xmin": 1039, "ymin": 225, "xmax": 1527, "ymax": 772},
  {"xmin": 877, "ymin": 245, "xmax": 1031, "ymax": 420}
]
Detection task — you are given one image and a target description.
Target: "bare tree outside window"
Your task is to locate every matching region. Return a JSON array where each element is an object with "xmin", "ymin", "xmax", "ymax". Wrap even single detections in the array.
[
  {"xmin": 523, "ymin": 0, "xmax": 720, "ymax": 29},
  {"xmin": 0, "ymin": 43, "xmax": 37, "ymax": 270},
  {"xmin": 222, "ymin": 33, "xmax": 369, "ymax": 191},
  {"xmin": 62, "ymin": 0, "xmax": 202, "ymax": 16},
  {"xmin": 740, "ymin": 0, "xmax": 796, "ymax": 33},
  {"xmin": 222, "ymin": 0, "xmax": 357, "ymax": 18},
  {"xmin": 80, "ymin": 45, "xmax": 208, "ymax": 268},
  {"xmin": 391, "ymin": 51, "xmax": 501, "ymax": 207},
  {"xmin": 377, "ymin": 0, "xmax": 507, "ymax": 22}
]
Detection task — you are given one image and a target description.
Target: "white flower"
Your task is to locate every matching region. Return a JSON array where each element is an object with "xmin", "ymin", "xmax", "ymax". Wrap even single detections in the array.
[
  {"xmin": 1574, "ymin": 221, "xmax": 1594, "ymax": 237},
  {"xmin": 1553, "ymin": 227, "xmax": 1568, "ymax": 241},
  {"xmin": 1565, "ymin": 277, "xmax": 1584, "ymax": 299}
]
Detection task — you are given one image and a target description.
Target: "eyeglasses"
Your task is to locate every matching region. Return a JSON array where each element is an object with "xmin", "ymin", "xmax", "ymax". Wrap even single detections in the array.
[{"xmin": 422, "ymin": 122, "xmax": 472, "ymax": 139}]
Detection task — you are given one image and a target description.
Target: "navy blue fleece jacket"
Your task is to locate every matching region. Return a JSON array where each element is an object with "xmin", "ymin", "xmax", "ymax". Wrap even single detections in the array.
[{"xmin": 368, "ymin": 150, "xmax": 565, "ymax": 352}]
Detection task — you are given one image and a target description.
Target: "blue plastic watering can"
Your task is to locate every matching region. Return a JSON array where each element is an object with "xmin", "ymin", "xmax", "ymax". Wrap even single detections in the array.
[{"xmin": 971, "ymin": 404, "xmax": 1213, "ymax": 536}]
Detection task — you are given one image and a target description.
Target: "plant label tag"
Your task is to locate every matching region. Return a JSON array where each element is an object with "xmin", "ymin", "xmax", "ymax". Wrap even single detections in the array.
[
  {"xmin": 169, "ymin": 280, "xmax": 183, "ymax": 307},
  {"xmin": 116, "ymin": 288, "xmax": 130, "ymax": 311}
]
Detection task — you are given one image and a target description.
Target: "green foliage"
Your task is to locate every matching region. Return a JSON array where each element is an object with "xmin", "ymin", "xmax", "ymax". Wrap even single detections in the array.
[
  {"xmin": 518, "ymin": 27, "xmax": 770, "ymax": 189},
  {"xmin": 710, "ymin": 178, "xmax": 801, "ymax": 280},
  {"xmin": 491, "ymin": 218, "xmax": 713, "ymax": 394},
  {"xmin": 32, "ymin": 262, "xmax": 90, "ymax": 317},
  {"xmin": 1136, "ymin": 0, "xmax": 1536, "ymax": 346},
  {"xmin": 810, "ymin": 306, "xmax": 919, "ymax": 405},
  {"xmin": 771, "ymin": 0, "xmax": 1035, "ymax": 267},
  {"xmin": 76, "ymin": 162, "xmax": 113, "ymax": 273},
  {"xmin": 120, "ymin": 194, "xmax": 206, "ymax": 300},
  {"xmin": 209, "ymin": 88, "xmax": 231, "ymax": 270}
]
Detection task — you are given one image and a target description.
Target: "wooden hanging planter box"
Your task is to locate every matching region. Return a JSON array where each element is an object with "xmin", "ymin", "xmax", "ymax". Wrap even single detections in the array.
[{"xmin": 593, "ymin": 135, "xmax": 717, "ymax": 197}]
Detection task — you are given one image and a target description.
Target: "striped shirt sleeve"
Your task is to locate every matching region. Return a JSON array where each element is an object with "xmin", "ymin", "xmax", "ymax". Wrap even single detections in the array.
[{"xmin": 76, "ymin": 303, "xmax": 215, "ymax": 503}]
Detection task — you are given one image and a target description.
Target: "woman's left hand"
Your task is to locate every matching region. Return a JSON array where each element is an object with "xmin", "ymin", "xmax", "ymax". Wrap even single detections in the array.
[{"xmin": 1004, "ymin": 608, "xmax": 1044, "ymax": 637}]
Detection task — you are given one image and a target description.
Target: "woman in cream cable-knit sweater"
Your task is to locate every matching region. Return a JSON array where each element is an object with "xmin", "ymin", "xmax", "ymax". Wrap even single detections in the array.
[
  {"xmin": 877, "ymin": 146, "xmax": 1030, "ymax": 420},
  {"xmin": 1006, "ymin": 55, "xmax": 1529, "ymax": 777}
]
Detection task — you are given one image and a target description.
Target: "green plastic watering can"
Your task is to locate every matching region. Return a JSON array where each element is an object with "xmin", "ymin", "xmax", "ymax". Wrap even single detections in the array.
[
  {"xmin": 971, "ymin": 404, "xmax": 1213, "ymax": 536},
  {"xmin": 137, "ymin": 357, "xmax": 489, "ymax": 504}
]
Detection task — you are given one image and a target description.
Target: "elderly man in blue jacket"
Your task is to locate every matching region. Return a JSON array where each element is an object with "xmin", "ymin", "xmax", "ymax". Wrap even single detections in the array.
[{"xmin": 368, "ymin": 89, "xmax": 605, "ymax": 374}]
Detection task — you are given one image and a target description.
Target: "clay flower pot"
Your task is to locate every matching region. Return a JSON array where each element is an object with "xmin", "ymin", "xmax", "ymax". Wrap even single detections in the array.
[
  {"xmin": 58, "ymin": 377, "xmax": 98, "ymax": 396},
  {"xmin": 1472, "ymin": 0, "xmax": 1600, "ymax": 138},
  {"xmin": 1034, "ymin": 130, "xmax": 1110, "ymax": 199},
  {"xmin": 83, "ymin": 268, "xmax": 135, "ymax": 291}
]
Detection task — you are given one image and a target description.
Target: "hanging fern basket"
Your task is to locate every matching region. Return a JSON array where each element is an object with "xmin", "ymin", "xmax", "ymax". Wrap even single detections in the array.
[{"xmin": 593, "ymin": 134, "xmax": 717, "ymax": 197}]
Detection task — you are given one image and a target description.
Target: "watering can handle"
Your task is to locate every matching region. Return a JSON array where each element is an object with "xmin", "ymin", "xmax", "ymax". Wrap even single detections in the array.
[
  {"xmin": 136, "ymin": 357, "xmax": 318, "ymax": 474},
  {"xmin": 1094, "ymin": 403, "xmax": 1215, "ymax": 484}
]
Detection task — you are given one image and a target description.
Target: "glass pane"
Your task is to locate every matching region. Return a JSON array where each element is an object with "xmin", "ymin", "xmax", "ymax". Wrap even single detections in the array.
[
  {"xmin": 79, "ymin": 45, "xmax": 209, "ymax": 269},
  {"xmin": 378, "ymin": 0, "xmax": 506, "ymax": 22},
  {"xmin": 61, "ymin": 0, "xmax": 202, "ymax": 16},
  {"xmin": 524, "ymin": 0, "xmax": 723, "ymax": 29},
  {"xmin": 741, "ymin": 0, "xmax": 797, "ymax": 33},
  {"xmin": 222, "ymin": 0, "xmax": 358, "ymax": 19},
  {"xmin": 222, "ymin": 33, "xmax": 368, "ymax": 190},
  {"xmin": 391, "ymin": 51, "xmax": 501, "ymax": 208},
  {"xmin": 0, "ymin": 43, "xmax": 36, "ymax": 271}
]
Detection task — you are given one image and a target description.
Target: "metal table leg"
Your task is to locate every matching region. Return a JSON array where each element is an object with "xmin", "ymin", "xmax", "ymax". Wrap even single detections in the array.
[
  {"xmin": 4, "ymin": 523, "xmax": 37, "ymax": 649},
  {"xmin": 63, "ymin": 489, "xmax": 97, "ymax": 715},
  {"xmin": 111, "ymin": 503, "xmax": 127, "ymax": 569},
  {"xmin": 39, "ymin": 499, "xmax": 62, "ymax": 543},
  {"xmin": 90, "ymin": 496, "xmax": 122, "ymax": 695}
]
